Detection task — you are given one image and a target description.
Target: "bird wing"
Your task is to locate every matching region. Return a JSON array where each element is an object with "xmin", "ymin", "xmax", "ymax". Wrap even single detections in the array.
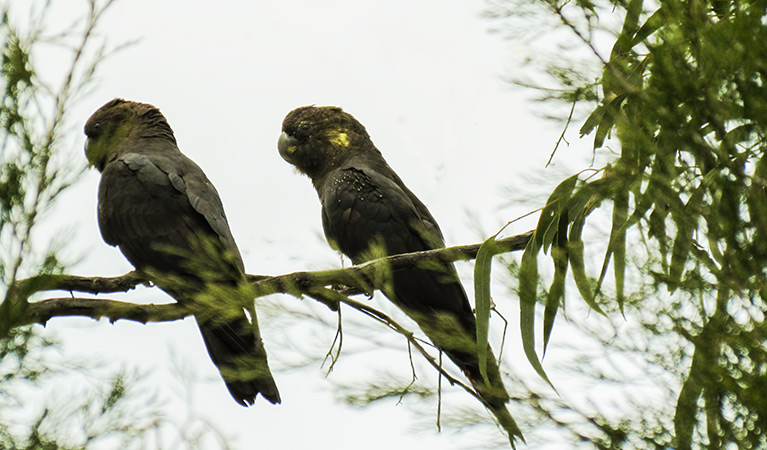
[
  {"xmin": 374, "ymin": 162, "xmax": 447, "ymax": 248},
  {"xmin": 319, "ymin": 166, "xmax": 472, "ymax": 319},
  {"xmin": 98, "ymin": 152, "xmax": 243, "ymax": 277},
  {"xmin": 98, "ymin": 152, "xmax": 280, "ymax": 405},
  {"xmin": 319, "ymin": 167, "xmax": 439, "ymax": 259}
]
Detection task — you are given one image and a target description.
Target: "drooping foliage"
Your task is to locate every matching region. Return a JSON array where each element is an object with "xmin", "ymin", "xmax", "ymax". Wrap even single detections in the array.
[{"xmin": 481, "ymin": 1, "xmax": 767, "ymax": 447}]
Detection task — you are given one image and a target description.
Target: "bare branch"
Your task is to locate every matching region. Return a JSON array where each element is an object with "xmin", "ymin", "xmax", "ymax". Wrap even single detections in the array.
[
  {"xmin": 11, "ymin": 231, "xmax": 533, "ymax": 329},
  {"xmin": 26, "ymin": 297, "xmax": 188, "ymax": 325},
  {"xmin": 16, "ymin": 271, "xmax": 149, "ymax": 296}
]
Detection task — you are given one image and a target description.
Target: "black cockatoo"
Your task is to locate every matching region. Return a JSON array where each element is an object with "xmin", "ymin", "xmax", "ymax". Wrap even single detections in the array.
[
  {"xmin": 278, "ymin": 105, "xmax": 522, "ymax": 445},
  {"xmin": 85, "ymin": 98, "xmax": 280, "ymax": 406}
]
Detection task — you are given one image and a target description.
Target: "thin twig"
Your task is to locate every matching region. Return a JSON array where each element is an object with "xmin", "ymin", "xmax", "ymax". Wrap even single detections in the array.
[
  {"xmin": 494, "ymin": 306, "xmax": 509, "ymax": 364},
  {"xmin": 306, "ymin": 286, "xmax": 484, "ymax": 404},
  {"xmin": 397, "ymin": 340, "xmax": 419, "ymax": 406},
  {"xmin": 437, "ymin": 351, "xmax": 443, "ymax": 432},
  {"xmin": 546, "ymin": 96, "xmax": 577, "ymax": 167},
  {"xmin": 322, "ymin": 307, "xmax": 343, "ymax": 375}
]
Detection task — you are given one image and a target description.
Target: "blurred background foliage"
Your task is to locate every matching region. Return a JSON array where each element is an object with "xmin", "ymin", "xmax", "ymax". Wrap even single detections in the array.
[{"xmin": 483, "ymin": 0, "xmax": 767, "ymax": 448}]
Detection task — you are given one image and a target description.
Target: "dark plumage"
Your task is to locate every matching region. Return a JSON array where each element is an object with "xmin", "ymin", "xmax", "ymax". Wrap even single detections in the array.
[
  {"xmin": 278, "ymin": 105, "xmax": 522, "ymax": 445},
  {"xmin": 85, "ymin": 98, "xmax": 280, "ymax": 406}
]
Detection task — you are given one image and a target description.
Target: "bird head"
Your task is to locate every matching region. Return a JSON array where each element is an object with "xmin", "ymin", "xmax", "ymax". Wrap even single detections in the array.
[
  {"xmin": 278, "ymin": 105, "xmax": 371, "ymax": 179},
  {"xmin": 84, "ymin": 98, "xmax": 176, "ymax": 171}
]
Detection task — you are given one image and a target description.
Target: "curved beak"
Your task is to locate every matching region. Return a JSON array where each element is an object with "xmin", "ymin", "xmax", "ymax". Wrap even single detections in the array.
[
  {"xmin": 277, "ymin": 132, "xmax": 298, "ymax": 162},
  {"xmin": 84, "ymin": 137, "xmax": 99, "ymax": 170}
]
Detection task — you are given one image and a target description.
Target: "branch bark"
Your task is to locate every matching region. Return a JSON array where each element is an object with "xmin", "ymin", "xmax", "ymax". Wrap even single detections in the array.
[{"xmin": 26, "ymin": 297, "xmax": 188, "ymax": 325}]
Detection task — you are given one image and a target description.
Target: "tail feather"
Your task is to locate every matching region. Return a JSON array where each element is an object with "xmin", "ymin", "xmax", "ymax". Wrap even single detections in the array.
[
  {"xmin": 439, "ymin": 342, "xmax": 524, "ymax": 448},
  {"xmin": 383, "ymin": 264, "xmax": 524, "ymax": 445},
  {"xmin": 414, "ymin": 312, "xmax": 524, "ymax": 446},
  {"xmin": 469, "ymin": 350, "xmax": 525, "ymax": 448},
  {"xmin": 488, "ymin": 402, "xmax": 525, "ymax": 449},
  {"xmin": 196, "ymin": 310, "xmax": 281, "ymax": 405}
]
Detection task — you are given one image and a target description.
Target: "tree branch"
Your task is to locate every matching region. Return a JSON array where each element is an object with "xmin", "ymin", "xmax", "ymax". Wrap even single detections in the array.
[
  {"xmin": 27, "ymin": 297, "xmax": 188, "ymax": 325},
  {"xmin": 11, "ymin": 231, "xmax": 533, "ymax": 328},
  {"xmin": 16, "ymin": 271, "xmax": 149, "ymax": 296}
]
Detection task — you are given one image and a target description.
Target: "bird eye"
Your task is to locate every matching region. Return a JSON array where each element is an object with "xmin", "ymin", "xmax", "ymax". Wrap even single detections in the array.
[
  {"xmin": 297, "ymin": 122, "xmax": 312, "ymax": 136},
  {"xmin": 86, "ymin": 121, "xmax": 102, "ymax": 138}
]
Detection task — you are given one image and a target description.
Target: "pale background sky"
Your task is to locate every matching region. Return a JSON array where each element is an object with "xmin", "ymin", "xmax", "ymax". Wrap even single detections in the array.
[{"xmin": 18, "ymin": 0, "xmax": 611, "ymax": 448}]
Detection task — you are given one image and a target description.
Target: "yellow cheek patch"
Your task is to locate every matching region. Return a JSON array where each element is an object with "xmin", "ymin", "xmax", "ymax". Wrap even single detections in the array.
[
  {"xmin": 286, "ymin": 145, "xmax": 298, "ymax": 154},
  {"xmin": 326, "ymin": 131, "xmax": 350, "ymax": 147}
]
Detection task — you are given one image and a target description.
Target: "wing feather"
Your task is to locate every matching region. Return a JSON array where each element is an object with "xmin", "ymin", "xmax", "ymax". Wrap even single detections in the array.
[
  {"xmin": 98, "ymin": 153, "xmax": 242, "ymax": 278},
  {"xmin": 320, "ymin": 167, "xmax": 472, "ymax": 320}
]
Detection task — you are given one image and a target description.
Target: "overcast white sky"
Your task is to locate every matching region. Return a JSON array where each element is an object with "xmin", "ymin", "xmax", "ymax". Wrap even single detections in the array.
[{"xmin": 19, "ymin": 0, "xmax": 609, "ymax": 448}]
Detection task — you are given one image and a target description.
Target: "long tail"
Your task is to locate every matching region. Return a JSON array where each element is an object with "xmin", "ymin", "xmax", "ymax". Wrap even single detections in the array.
[
  {"xmin": 442, "ymin": 340, "xmax": 525, "ymax": 448},
  {"xmin": 406, "ymin": 307, "xmax": 524, "ymax": 446},
  {"xmin": 382, "ymin": 264, "xmax": 525, "ymax": 448},
  {"xmin": 196, "ymin": 306, "xmax": 281, "ymax": 405},
  {"xmin": 388, "ymin": 267, "xmax": 524, "ymax": 446},
  {"xmin": 465, "ymin": 347, "xmax": 524, "ymax": 448}
]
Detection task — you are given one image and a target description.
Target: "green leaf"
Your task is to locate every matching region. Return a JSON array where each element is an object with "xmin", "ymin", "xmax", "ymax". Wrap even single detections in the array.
[
  {"xmin": 538, "ymin": 174, "xmax": 579, "ymax": 253},
  {"xmin": 632, "ymin": 7, "xmax": 665, "ymax": 47},
  {"xmin": 543, "ymin": 209, "xmax": 569, "ymax": 354},
  {"xmin": 592, "ymin": 95, "xmax": 626, "ymax": 150},
  {"xmin": 519, "ymin": 239, "xmax": 555, "ymax": 388},
  {"xmin": 533, "ymin": 174, "xmax": 579, "ymax": 355},
  {"xmin": 669, "ymin": 187, "xmax": 703, "ymax": 288},
  {"xmin": 585, "ymin": 167, "xmax": 630, "ymax": 310},
  {"xmin": 625, "ymin": 183, "xmax": 654, "ymax": 229},
  {"xmin": 568, "ymin": 208, "xmax": 606, "ymax": 315},
  {"xmin": 593, "ymin": 248, "xmax": 612, "ymax": 305},
  {"xmin": 473, "ymin": 236, "xmax": 498, "ymax": 385},
  {"xmin": 611, "ymin": 0, "xmax": 643, "ymax": 57},
  {"xmin": 624, "ymin": 153, "xmax": 670, "ymax": 232},
  {"xmin": 611, "ymin": 190, "xmax": 628, "ymax": 311},
  {"xmin": 580, "ymin": 104, "xmax": 605, "ymax": 137}
]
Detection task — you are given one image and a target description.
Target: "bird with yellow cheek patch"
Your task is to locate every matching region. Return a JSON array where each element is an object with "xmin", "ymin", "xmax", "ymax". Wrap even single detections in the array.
[{"xmin": 278, "ymin": 105, "xmax": 524, "ymax": 447}]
